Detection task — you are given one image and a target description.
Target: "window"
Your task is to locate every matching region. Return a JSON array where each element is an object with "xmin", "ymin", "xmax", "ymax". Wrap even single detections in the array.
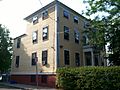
[
  {"xmin": 75, "ymin": 53, "xmax": 80, "ymax": 66},
  {"xmin": 17, "ymin": 38, "xmax": 21, "ymax": 48},
  {"xmin": 32, "ymin": 16, "xmax": 38, "ymax": 25},
  {"xmin": 32, "ymin": 31, "xmax": 38, "ymax": 44},
  {"xmin": 42, "ymin": 10, "xmax": 48, "ymax": 20},
  {"xmin": 74, "ymin": 29, "xmax": 79, "ymax": 44},
  {"xmin": 31, "ymin": 75, "xmax": 36, "ymax": 82},
  {"xmin": 64, "ymin": 26, "xmax": 69, "ymax": 40},
  {"xmin": 15, "ymin": 56, "xmax": 19, "ymax": 68},
  {"xmin": 42, "ymin": 50, "xmax": 48, "ymax": 66},
  {"xmin": 43, "ymin": 26, "xmax": 48, "ymax": 41},
  {"xmin": 41, "ymin": 75, "xmax": 47, "ymax": 83},
  {"xmin": 63, "ymin": 10, "xmax": 69, "ymax": 19},
  {"xmin": 31, "ymin": 52, "xmax": 37, "ymax": 65},
  {"xmin": 64, "ymin": 50, "xmax": 69, "ymax": 65},
  {"xmin": 74, "ymin": 16, "xmax": 79, "ymax": 24}
]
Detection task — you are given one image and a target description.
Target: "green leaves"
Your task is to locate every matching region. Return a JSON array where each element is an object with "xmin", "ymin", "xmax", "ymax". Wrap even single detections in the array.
[
  {"xmin": 0, "ymin": 24, "xmax": 12, "ymax": 73},
  {"xmin": 57, "ymin": 67, "xmax": 120, "ymax": 90},
  {"xmin": 83, "ymin": 0, "xmax": 120, "ymax": 65}
]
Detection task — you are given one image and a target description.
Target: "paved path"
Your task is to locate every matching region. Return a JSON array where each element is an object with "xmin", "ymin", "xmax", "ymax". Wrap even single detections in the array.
[{"xmin": 0, "ymin": 82, "xmax": 59, "ymax": 90}]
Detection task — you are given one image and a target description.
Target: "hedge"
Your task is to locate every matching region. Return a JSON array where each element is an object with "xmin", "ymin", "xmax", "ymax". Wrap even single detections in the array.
[{"xmin": 56, "ymin": 66, "xmax": 120, "ymax": 90}]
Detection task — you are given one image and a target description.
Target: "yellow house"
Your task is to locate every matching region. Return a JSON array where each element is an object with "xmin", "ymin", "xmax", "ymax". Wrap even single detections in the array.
[{"xmin": 10, "ymin": 0, "xmax": 106, "ymax": 87}]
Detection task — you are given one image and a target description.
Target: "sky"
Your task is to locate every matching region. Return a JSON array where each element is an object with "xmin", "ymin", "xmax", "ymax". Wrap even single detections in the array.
[{"xmin": 0, "ymin": 0, "xmax": 86, "ymax": 38}]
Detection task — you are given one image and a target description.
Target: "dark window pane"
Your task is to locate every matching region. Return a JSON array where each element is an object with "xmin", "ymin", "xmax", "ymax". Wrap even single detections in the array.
[
  {"xmin": 74, "ymin": 30, "xmax": 79, "ymax": 44},
  {"xmin": 43, "ymin": 27, "xmax": 48, "ymax": 41},
  {"xmin": 75, "ymin": 53, "xmax": 80, "ymax": 66},
  {"xmin": 42, "ymin": 10, "xmax": 48, "ymax": 20},
  {"xmin": 32, "ymin": 31, "xmax": 38, "ymax": 44},
  {"xmin": 74, "ymin": 16, "xmax": 78, "ymax": 24},
  {"xmin": 33, "ymin": 16, "xmax": 38, "ymax": 25},
  {"xmin": 64, "ymin": 26, "xmax": 69, "ymax": 40},
  {"xmin": 16, "ymin": 56, "xmax": 19, "ymax": 68},
  {"xmin": 32, "ymin": 52, "xmax": 37, "ymax": 65},
  {"xmin": 63, "ymin": 10, "xmax": 69, "ymax": 19},
  {"xmin": 64, "ymin": 50, "xmax": 69, "ymax": 65},
  {"xmin": 42, "ymin": 50, "xmax": 48, "ymax": 65},
  {"xmin": 17, "ymin": 38, "xmax": 21, "ymax": 48}
]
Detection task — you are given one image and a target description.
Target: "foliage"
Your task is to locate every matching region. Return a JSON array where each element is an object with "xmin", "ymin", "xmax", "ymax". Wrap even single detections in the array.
[
  {"xmin": 0, "ymin": 24, "xmax": 12, "ymax": 73},
  {"xmin": 57, "ymin": 67, "xmax": 120, "ymax": 90},
  {"xmin": 83, "ymin": 0, "xmax": 120, "ymax": 65}
]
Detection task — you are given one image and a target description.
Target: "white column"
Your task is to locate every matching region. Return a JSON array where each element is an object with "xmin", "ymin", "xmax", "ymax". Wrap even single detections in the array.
[{"xmin": 91, "ymin": 51, "xmax": 94, "ymax": 66}]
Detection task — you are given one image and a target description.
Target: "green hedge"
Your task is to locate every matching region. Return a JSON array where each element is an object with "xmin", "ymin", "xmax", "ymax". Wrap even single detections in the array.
[{"xmin": 56, "ymin": 66, "xmax": 120, "ymax": 90}]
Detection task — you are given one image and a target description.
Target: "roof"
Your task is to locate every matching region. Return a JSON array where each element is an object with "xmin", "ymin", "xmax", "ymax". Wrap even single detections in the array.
[
  {"xmin": 14, "ymin": 34, "xmax": 27, "ymax": 40},
  {"xmin": 24, "ymin": 0, "xmax": 89, "ymax": 21}
]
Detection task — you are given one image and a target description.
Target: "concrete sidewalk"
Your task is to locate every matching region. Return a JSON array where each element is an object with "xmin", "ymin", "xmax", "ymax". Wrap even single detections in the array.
[{"xmin": 0, "ymin": 82, "xmax": 58, "ymax": 90}]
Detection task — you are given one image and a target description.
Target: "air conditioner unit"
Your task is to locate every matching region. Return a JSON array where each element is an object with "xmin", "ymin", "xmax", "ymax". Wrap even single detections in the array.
[{"xmin": 42, "ymin": 61, "xmax": 46, "ymax": 65}]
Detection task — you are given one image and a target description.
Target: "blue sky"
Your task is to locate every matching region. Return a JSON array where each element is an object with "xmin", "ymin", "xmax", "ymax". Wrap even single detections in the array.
[{"xmin": 0, "ymin": 0, "xmax": 86, "ymax": 38}]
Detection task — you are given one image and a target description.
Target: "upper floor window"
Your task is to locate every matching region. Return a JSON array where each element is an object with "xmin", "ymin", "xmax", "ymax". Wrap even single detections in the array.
[
  {"xmin": 42, "ymin": 50, "xmax": 48, "ymax": 66},
  {"xmin": 64, "ymin": 26, "xmax": 69, "ymax": 40},
  {"xmin": 83, "ymin": 35, "xmax": 89, "ymax": 46},
  {"xmin": 15, "ymin": 56, "xmax": 20, "ymax": 68},
  {"xmin": 75, "ymin": 53, "xmax": 80, "ymax": 66},
  {"xmin": 63, "ymin": 10, "xmax": 69, "ymax": 19},
  {"xmin": 32, "ymin": 16, "xmax": 38, "ymax": 25},
  {"xmin": 42, "ymin": 10, "xmax": 48, "ymax": 20},
  {"xmin": 74, "ymin": 16, "xmax": 79, "ymax": 24},
  {"xmin": 74, "ymin": 29, "xmax": 80, "ymax": 44},
  {"xmin": 43, "ymin": 26, "xmax": 48, "ymax": 41},
  {"xmin": 64, "ymin": 50, "xmax": 69, "ymax": 65},
  {"xmin": 31, "ymin": 52, "xmax": 37, "ymax": 66},
  {"xmin": 32, "ymin": 31, "xmax": 38, "ymax": 44},
  {"xmin": 16, "ymin": 38, "xmax": 21, "ymax": 48}
]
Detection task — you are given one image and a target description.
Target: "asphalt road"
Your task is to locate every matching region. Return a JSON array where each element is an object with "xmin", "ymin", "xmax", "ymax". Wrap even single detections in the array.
[{"xmin": 0, "ymin": 84, "xmax": 21, "ymax": 90}]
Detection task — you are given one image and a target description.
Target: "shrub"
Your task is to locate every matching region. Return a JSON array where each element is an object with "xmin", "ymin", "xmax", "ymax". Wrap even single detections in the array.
[{"xmin": 56, "ymin": 66, "xmax": 120, "ymax": 90}]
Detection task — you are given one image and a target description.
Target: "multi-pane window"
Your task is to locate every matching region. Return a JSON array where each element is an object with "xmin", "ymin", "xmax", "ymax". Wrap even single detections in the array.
[
  {"xmin": 15, "ymin": 56, "xmax": 19, "ymax": 68},
  {"xmin": 43, "ymin": 26, "xmax": 48, "ymax": 41},
  {"xmin": 32, "ymin": 31, "xmax": 38, "ymax": 44},
  {"xmin": 74, "ymin": 29, "xmax": 79, "ymax": 44},
  {"xmin": 41, "ymin": 75, "xmax": 47, "ymax": 83},
  {"xmin": 32, "ymin": 16, "xmax": 38, "ymax": 25},
  {"xmin": 42, "ymin": 10, "xmax": 48, "ymax": 20},
  {"xmin": 75, "ymin": 53, "xmax": 80, "ymax": 66},
  {"xmin": 64, "ymin": 26, "xmax": 69, "ymax": 40},
  {"xmin": 74, "ymin": 16, "xmax": 79, "ymax": 24},
  {"xmin": 31, "ymin": 52, "xmax": 37, "ymax": 65},
  {"xmin": 63, "ymin": 10, "xmax": 69, "ymax": 19},
  {"xmin": 16, "ymin": 38, "xmax": 21, "ymax": 48},
  {"xmin": 64, "ymin": 50, "xmax": 69, "ymax": 65},
  {"xmin": 42, "ymin": 50, "xmax": 48, "ymax": 66}
]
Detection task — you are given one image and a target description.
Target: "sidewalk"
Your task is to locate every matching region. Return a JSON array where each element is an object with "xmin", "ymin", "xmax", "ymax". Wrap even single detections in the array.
[{"xmin": 0, "ymin": 82, "xmax": 58, "ymax": 90}]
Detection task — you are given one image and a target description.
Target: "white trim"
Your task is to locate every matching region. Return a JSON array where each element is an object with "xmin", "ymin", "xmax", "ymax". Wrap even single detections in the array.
[{"xmin": 10, "ymin": 72, "xmax": 56, "ymax": 75}]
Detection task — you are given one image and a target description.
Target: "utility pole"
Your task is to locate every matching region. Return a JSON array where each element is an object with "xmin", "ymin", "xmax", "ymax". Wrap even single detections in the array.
[{"xmin": 35, "ymin": 57, "xmax": 38, "ymax": 88}]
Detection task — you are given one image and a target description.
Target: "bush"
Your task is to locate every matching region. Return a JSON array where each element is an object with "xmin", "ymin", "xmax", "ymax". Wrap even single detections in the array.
[{"xmin": 56, "ymin": 66, "xmax": 120, "ymax": 90}]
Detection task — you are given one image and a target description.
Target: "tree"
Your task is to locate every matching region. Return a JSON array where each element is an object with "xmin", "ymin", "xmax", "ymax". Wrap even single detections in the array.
[
  {"xmin": 83, "ymin": 0, "xmax": 120, "ymax": 65},
  {"xmin": 0, "ymin": 24, "xmax": 12, "ymax": 73}
]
